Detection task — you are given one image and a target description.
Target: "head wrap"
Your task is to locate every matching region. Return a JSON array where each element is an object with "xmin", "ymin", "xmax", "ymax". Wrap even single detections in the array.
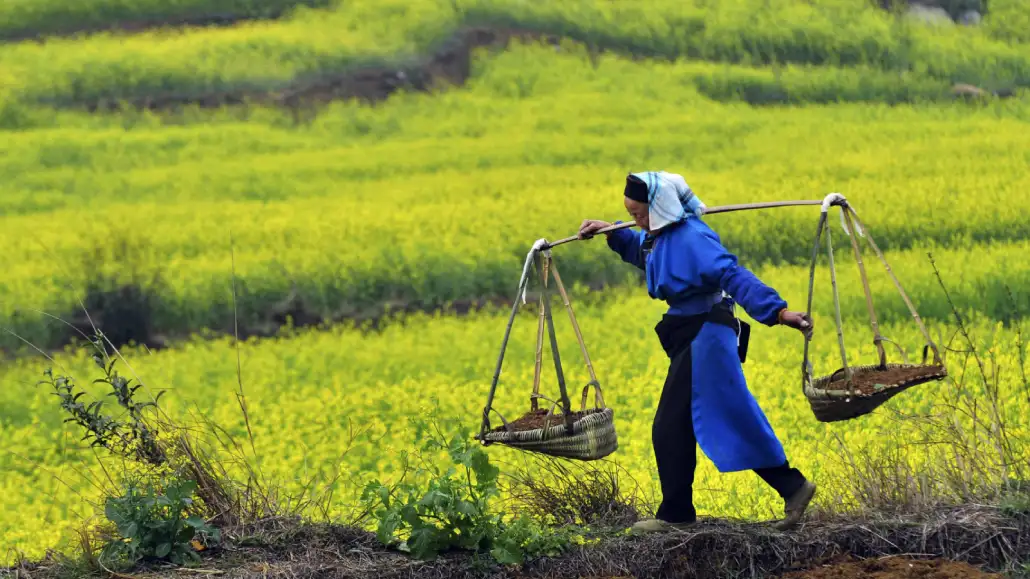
[{"xmin": 623, "ymin": 171, "xmax": 706, "ymax": 231}]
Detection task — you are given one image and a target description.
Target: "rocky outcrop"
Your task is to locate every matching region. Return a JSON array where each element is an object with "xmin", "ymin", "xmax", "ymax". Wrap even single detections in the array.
[{"xmin": 877, "ymin": 0, "xmax": 986, "ymax": 26}]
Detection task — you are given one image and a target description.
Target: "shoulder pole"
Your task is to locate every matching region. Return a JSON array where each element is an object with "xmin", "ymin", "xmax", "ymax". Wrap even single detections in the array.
[{"xmin": 542, "ymin": 199, "xmax": 828, "ymax": 250}]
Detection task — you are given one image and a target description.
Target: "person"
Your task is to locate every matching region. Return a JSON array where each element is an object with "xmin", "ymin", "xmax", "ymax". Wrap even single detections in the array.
[{"xmin": 578, "ymin": 171, "xmax": 817, "ymax": 533}]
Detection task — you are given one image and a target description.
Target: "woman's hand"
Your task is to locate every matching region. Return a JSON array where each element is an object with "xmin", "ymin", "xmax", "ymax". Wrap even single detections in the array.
[
  {"xmin": 778, "ymin": 309, "xmax": 814, "ymax": 339},
  {"xmin": 578, "ymin": 219, "xmax": 612, "ymax": 240}
]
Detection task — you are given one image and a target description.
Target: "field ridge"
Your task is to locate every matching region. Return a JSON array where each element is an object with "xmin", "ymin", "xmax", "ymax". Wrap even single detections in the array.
[{"xmin": 5, "ymin": 506, "xmax": 1025, "ymax": 578}]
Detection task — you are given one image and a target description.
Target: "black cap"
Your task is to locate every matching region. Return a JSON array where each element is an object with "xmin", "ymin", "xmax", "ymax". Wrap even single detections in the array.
[{"xmin": 624, "ymin": 174, "xmax": 649, "ymax": 204}]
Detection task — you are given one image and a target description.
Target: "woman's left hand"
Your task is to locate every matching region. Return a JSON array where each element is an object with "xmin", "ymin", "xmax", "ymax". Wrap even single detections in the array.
[{"xmin": 779, "ymin": 310, "xmax": 813, "ymax": 339}]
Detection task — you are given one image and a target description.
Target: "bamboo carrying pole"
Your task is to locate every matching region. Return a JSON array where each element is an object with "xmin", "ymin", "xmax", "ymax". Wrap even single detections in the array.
[{"xmin": 542, "ymin": 199, "xmax": 827, "ymax": 249}]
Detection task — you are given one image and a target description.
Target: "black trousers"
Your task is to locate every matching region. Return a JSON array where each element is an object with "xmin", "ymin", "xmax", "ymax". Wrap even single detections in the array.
[{"xmin": 653, "ymin": 309, "xmax": 807, "ymax": 524}]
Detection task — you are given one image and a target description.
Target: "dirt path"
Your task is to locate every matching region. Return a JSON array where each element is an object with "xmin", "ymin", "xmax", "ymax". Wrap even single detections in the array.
[
  {"xmin": 66, "ymin": 26, "xmax": 588, "ymax": 113},
  {"xmin": 776, "ymin": 556, "xmax": 1004, "ymax": 579}
]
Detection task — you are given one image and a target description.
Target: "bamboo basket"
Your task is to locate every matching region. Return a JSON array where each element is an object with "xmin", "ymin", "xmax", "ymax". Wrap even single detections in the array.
[
  {"xmin": 477, "ymin": 247, "xmax": 617, "ymax": 461},
  {"xmin": 800, "ymin": 195, "xmax": 947, "ymax": 423},
  {"xmin": 480, "ymin": 384, "xmax": 618, "ymax": 461}
]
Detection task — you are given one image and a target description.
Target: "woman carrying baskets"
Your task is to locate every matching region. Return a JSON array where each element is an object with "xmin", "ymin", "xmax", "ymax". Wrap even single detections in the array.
[{"xmin": 578, "ymin": 171, "xmax": 817, "ymax": 533}]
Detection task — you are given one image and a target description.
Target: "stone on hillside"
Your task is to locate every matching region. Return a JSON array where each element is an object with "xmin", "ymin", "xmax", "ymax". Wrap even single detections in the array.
[
  {"xmin": 951, "ymin": 83, "xmax": 987, "ymax": 98},
  {"xmin": 957, "ymin": 9, "xmax": 982, "ymax": 25},
  {"xmin": 905, "ymin": 4, "xmax": 956, "ymax": 25}
]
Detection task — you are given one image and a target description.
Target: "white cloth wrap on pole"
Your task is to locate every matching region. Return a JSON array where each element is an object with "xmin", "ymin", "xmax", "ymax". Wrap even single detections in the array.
[
  {"xmin": 820, "ymin": 192, "xmax": 862, "ymax": 237},
  {"xmin": 518, "ymin": 239, "xmax": 549, "ymax": 304}
]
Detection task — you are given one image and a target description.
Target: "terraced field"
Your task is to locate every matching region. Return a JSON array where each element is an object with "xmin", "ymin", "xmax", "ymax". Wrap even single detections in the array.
[
  {"xmin": 1, "ymin": 0, "xmax": 1029, "ymax": 570},
  {"xmin": 1, "ymin": 0, "xmax": 1029, "ymax": 113},
  {"xmin": 3, "ymin": 42, "xmax": 1029, "ymax": 353}
]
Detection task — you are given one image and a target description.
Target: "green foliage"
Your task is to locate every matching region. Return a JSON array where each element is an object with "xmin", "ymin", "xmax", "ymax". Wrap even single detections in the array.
[
  {"xmin": 360, "ymin": 419, "xmax": 576, "ymax": 565},
  {"xmin": 100, "ymin": 475, "xmax": 220, "ymax": 567},
  {"xmin": 40, "ymin": 338, "xmax": 166, "ymax": 465}
]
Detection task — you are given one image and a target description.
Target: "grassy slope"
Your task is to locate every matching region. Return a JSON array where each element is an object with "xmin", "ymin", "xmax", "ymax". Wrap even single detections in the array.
[
  {"xmin": 1, "ymin": 285, "xmax": 1024, "ymax": 564},
  {"xmin": 0, "ymin": 0, "xmax": 1028, "ymax": 110},
  {"xmin": 1, "ymin": 42, "xmax": 1029, "ymax": 351}
]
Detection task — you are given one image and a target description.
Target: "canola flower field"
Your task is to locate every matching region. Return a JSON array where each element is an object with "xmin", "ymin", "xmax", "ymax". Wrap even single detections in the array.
[
  {"xmin": 1, "ymin": 0, "xmax": 1030, "ymax": 567},
  {"xmin": 2, "ymin": 290, "xmax": 1026, "ymax": 561},
  {"xmin": 2, "ymin": 42, "xmax": 1030, "ymax": 351},
  {"xmin": 1, "ymin": 0, "xmax": 1029, "ymax": 110}
]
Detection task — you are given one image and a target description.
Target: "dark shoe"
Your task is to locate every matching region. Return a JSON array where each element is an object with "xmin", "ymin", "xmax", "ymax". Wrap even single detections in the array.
[{"xmin": 773, "ymin": 480, "xmax": 816, "ymax": 531}]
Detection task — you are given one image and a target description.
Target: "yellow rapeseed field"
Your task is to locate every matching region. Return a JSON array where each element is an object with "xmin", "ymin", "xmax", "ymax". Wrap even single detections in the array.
[
  {"xmin": 1, "ymin": 0, "xmax": 1029, "ymax": 566},
  {"xmin": 2, "ymin": 42, "xmax": 1029, "ymax": 351},
  {"xmin": 1, "ymin": 282, "xmax": 1026, "ymax": 561},
  {"xmin": 1, "ymin": 0, "xmax": 1027, "ymax": 108}
]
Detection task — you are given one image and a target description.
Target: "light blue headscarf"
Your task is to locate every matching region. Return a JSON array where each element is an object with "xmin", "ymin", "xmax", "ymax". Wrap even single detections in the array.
[{"xmin": 629, "ymin": 171, "xmax": 706, "ymax": 232}]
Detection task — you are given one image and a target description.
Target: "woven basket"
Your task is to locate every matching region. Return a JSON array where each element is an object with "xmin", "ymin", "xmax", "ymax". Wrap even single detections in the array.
[
  {"xmin": 480, "ymin": 407, "xmax": 618, "ymax": 461},
  {"xmin": 804, "ymin": 363, "xmax": 948, "ymax": 423}
]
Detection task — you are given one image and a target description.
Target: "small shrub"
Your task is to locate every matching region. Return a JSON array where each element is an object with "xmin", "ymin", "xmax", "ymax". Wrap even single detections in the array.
[
  {"xmin": 360, "ymin": 417, "xmax": 578, "ymax": 565},
  {"xmin": 41, "ymin": 343, "xmax": 167, "ymax": 466},
  {"xmin": 100, "ymin": 475, "xmax": 220, "ymax": 567}
]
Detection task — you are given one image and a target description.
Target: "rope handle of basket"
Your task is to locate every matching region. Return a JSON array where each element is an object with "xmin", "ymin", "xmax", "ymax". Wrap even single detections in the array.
[
  {"xmin": 846, "ymin": 205, "xmax": 942, "ymax": 367},
  {"xmin": 538, "ymin": 249, "xmax": 577, "ymax": 433},
  {"xmin": 479, "ymin": 239, "xmax": 546, "ymax": 440},
  {"xmin": 479, "ymin": 243, "xmax": 606, "ymax": 440},
  {"xmin": 528, "ymin": 250, "xmax": 606, "ymax": 411}
]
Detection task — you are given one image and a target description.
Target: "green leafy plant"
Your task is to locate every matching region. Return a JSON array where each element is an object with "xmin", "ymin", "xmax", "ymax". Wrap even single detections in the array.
[
  {"xmin": 39, "ymin": 336, "xmax": 167, "ymax": 466},
  {"xmin": 100, "ymin": 476, "xmax": 220, "ymax": 566},
  {"xmin": 360, "ymin": 418, "xmax": 576, "ymax": 566}
]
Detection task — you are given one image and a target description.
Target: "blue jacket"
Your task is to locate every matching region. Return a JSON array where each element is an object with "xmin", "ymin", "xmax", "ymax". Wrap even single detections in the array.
[
  {"xmin": 605, "ymin": 217, "xmax": 791, "ymax": 472},
  {"xmin": 606, "ymin": 219, "xmax": 787, "ymax": 324}
]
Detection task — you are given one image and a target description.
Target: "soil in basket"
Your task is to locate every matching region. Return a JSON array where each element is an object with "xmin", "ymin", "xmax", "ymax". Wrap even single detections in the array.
[
  {"xmin": 822, "ymin": 364, "xmax": 945, "ymax": 396},
  {"xmin": 491, "ymin": 409, "xmax": 593, "ymax": 433},
  {"xmin": 774, "ymin": 555, "xmax": 1002, "ymax": 578}
]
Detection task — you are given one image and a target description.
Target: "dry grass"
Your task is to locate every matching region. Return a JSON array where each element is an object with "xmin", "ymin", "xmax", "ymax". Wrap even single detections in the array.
[
  {"xmin": 813, "ymin": 258, "xmax": 1030, "ymax": 521},
  {"xmin": 495, "ymin": 454, "xmax": 652, "ymax": 529}
]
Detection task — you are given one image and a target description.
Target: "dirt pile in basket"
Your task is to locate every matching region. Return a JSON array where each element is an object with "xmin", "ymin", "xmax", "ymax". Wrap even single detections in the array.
[
  {"xmin": 822, "ymin": 364, "xmax": 946, "ymax": 395},
  {"xmin": 775, "ymin": 555, "xmax": 1003, "ymax": 578},
  {"xmin": 489, "ymin": 409, "xmax": 598, "ymax": 433}
]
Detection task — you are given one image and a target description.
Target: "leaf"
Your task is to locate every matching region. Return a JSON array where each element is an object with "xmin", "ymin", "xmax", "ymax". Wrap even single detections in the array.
[
  {"xmin": 104, "ymin": 502, "xmax": 122, "ymax": 525},
  {"xmin": 490, "ymin": 544, "xmax": 524, "ymax": 566},
  {"xmin": 375, "ymin": 515, "xmax": 400, "ymax": 546},
  {"xmin": 185, "ymin": 516, "xmax": 206, "ymax": 528},
  {"xmin": 155, "ymin": 543, "xmax": 172, "ymax": 558},
  {"xmin": 407, "ymin": 527, "xmax": 439, "ymax": 560}
]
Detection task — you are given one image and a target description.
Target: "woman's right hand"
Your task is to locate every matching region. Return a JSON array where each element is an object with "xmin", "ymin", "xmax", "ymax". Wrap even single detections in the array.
[{"xmin": 578, "ymin": 219, "xmax": 612, "ymax": 240}]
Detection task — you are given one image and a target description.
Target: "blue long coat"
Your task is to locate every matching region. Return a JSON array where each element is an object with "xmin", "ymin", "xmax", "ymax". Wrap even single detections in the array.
[{"xmin": 606, "ymin": 218, "xmax": 789, "ymax": 473}]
